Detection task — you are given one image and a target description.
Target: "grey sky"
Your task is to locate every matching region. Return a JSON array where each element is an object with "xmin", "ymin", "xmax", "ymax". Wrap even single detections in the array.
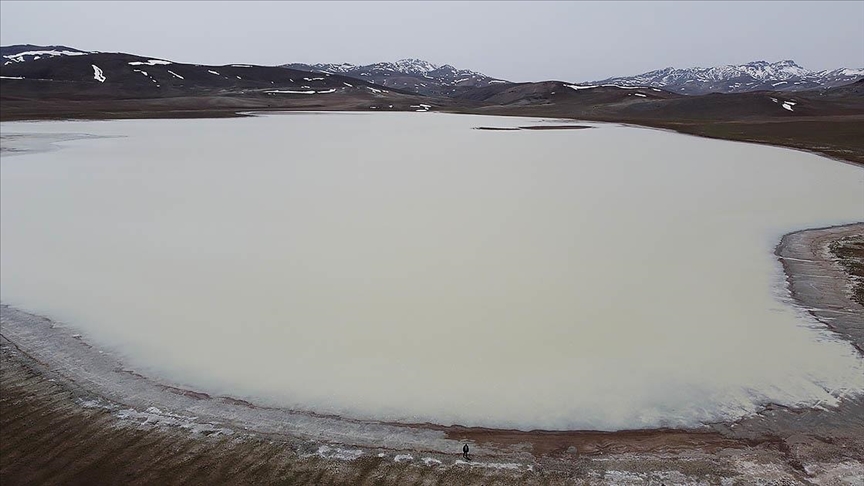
[{"xmin": 1, "ymin": 1, "xmax": 861, "ymax": 82}]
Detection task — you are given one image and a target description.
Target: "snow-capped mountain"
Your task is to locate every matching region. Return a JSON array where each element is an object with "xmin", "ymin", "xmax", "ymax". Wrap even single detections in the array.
[
  {"xmin": 283, "ymin": 58, "xmax": 509, "ymax": 96},
  {"xmin": 1, "ymin": 44, "xmax": 93, "ymax": 64},
  {"xmin": 0, "ymin": 44, "xmax": 407, "ymax": 102},
  {"xmin": 591, "ymin": 60, "xmax": 864, "ymax": 95}
]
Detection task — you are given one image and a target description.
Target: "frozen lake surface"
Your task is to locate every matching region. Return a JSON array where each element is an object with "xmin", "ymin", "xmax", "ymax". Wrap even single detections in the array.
[{"xmin": 2, "ymin": 112, "xmax": 863, "ymax": 431}]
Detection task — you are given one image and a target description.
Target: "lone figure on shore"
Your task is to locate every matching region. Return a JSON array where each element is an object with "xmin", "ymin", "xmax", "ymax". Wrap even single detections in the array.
[{"xmin": 462, "ymin": 443, "xmax": 470, "ymax": 460}]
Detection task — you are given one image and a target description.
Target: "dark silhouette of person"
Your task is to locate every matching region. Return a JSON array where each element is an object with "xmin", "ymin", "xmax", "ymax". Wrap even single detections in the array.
[{"xmin": 462, "ymin": 443, "xmax": 470, "ymax": 460}]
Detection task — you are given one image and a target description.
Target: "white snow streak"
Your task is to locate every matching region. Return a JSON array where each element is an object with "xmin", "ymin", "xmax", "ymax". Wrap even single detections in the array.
[
  {"xmin": 167, "ymin": 70, "xmax": 184, "ymax": 80},
  {"xmin": 208, "ymin": 70, "xmax": 220, "ymax": 75},
  {"xmin": 3, "ymin": 50, "xmax": 88, "ymax": 62},
  {"xmin": 839, "ymin": 68, "xmax": 864, "ymax": 76},
  {"xmin": 266, "ymin": 89, "xmax": 336, "ymax": 95},
  {"xmin": 128, "ymin": 59, "xmax": 171, "ymax": 66},
  {"xmin": 267, "ymin": 90, "xmax": 315, "ymax": 94},
  {"xmin": 91, "ymin": 64, "xmax": 105, "ymax": 82}
]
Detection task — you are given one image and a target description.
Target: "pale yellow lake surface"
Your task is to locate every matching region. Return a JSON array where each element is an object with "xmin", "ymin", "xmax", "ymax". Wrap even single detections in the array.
[{"xmin": 2, "ymin": 113, "xmax": 863, "ymax": 430}]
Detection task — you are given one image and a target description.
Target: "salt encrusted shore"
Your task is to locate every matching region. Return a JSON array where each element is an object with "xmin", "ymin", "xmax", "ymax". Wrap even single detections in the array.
[
  {"xmin": 2, "ymin": 223, "xmax": 863, "ymax": 484},
  {"xmin": 775, "ymin": 223, "xmax": 864, "ymax": 354}
]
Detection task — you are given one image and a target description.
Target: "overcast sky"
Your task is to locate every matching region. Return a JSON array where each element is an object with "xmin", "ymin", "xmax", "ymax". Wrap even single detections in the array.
[{"xmin": 1, "ymin": 1, "xmax": 861, "ymax": 82}]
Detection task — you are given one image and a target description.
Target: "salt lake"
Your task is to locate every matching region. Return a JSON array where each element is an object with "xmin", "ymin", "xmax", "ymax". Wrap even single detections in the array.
[{"xmin": 1, "ymin": 112, "xmax": 863, "ymax": 431}]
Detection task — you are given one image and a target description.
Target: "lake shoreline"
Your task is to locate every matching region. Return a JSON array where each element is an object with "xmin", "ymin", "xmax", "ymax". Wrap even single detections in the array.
[
  {"xmin": 2, "ymin": 223, "xmax": 863, "ymax": 484},
  {"xmin": 1, "ymin": 107, "xmax": 862, "ymax": 167},
  {"xmin": 776, "ymin": 223, "xmax": 864, "ymax": 354}
]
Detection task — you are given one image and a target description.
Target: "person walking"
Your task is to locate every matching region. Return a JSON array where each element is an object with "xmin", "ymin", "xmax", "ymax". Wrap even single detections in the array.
[{"xmin": 462, "ymin": 443, "xmax": 470, "ymax": 460}]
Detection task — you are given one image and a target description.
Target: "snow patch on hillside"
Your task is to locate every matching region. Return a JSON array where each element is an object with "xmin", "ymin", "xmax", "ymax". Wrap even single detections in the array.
[
  {"xmin": 128, "ymin": 59, "xmax": 171, "ymax": 66},
  {"xmin": 3, "ymin": 49, "xmax": 89, "ymax": 62},
  {"xmin": 266, "ymin": 89, "xmax": 335, "ymax": 95},
  {"xmin": 91, "ymin": 64, "xmax": 105, "ymax": 82}
]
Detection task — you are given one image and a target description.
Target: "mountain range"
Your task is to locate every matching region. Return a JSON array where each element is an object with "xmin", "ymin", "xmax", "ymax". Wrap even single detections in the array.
[
  {"xmin": 4, "ymin": 45, "xmax": 860, "ymax": 97},
  {"xmin": 2, "ymin": 44, "xmax": 863, "ymax": 166},
  {"xmin": 592, "ymin": 60, "xmax": 864, "ymax": 95},
  {"xmin": 0, "ymin": 44, "xmax": 406, "ymax": 102},
  {"xmin": 284, "ymin": 58, "xmax": 862, "ymax": 97},
  {"xmin": 283, "ymin": 59, "xmax": 508, "ymax": 97}
]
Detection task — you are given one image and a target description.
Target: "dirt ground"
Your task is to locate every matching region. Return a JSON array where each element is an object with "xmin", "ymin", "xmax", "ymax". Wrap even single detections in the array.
[{"xmin": 3, "ymin": 337, "xmax": 861, "ymax": 486}]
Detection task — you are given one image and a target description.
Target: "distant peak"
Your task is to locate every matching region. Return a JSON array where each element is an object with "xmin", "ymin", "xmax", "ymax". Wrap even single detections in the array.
[
  {"xmin": 391, "ymin": 58, "xmax": 439, "ymax": 73},
  {"xmin": 591, "ymin": 59, "xmax": 862, "ymax": 96},
  {"xmin": 743, "ymin": 59, "xmax": 801, "ymax": 67},
  {"xmin": 396, "ymin": 57, "xmax": 431, "ymax": 64}
]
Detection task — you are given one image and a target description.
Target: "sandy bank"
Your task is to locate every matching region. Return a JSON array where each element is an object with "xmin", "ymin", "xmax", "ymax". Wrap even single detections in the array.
[{"xmin": 776, "ymin": 223, "xmax": 864, "ymax": 353}]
